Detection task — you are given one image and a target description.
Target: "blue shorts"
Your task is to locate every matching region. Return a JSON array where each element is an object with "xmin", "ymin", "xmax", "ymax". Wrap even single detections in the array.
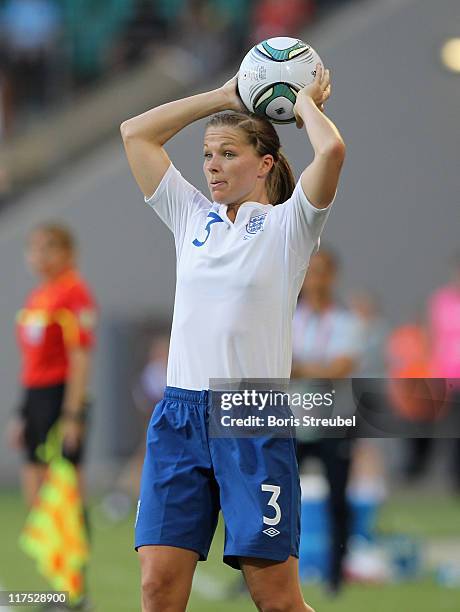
[{"xmin": 135, "ymin": 386, "xmax": 300, "ymax": 569}]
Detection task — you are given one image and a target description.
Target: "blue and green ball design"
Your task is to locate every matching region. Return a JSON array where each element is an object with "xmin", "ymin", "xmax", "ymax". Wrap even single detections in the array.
[
  {"xmin": 257, "ymin": 39, "xmax": 310, "ymax": 62},
  {"xmin": 253, "ymin": 83, "xmax": 299, "ymax": 124}
]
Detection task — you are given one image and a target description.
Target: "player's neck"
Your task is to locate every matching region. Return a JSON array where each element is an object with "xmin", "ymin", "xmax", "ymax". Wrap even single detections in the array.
[
  {"xmin": 226, "ymin": 204, "xmax": 242, "ymax": 223},
  {"xmin": 226, "ymin": 185, "xmax": 270, "ymax": 222}
]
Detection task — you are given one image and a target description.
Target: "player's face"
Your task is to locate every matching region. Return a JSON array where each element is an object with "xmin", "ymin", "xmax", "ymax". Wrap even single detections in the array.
[
  {"xmin": 203, "ymin": 127, "xmax": 273, "ymax": 205},
  {"xmin": 26, "ymin": 231, "xmax": 73, "ymax": 279}
]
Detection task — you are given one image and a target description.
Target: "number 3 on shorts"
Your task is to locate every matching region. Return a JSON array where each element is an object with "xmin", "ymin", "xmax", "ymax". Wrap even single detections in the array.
[{"xmin": 261, "ymin": 484, "xmax": 281, "ymax": 526}]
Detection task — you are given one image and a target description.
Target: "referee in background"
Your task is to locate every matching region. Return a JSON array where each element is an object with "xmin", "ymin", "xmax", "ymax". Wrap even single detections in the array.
[{"xmin": 6, "ymin": 222, "xmax": 96, "ymax": 610}]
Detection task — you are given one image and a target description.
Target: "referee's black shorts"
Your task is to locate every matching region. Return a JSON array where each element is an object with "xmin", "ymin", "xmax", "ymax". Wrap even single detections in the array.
[{"xmin": 19, "ymin": 383, "xmax": 88, "ymax": 466}]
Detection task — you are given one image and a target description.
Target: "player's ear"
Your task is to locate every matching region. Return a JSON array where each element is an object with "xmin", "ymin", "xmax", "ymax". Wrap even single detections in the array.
[{"xmin": 258, "ymin": 154, "xmax": 274, "ymax": 178}]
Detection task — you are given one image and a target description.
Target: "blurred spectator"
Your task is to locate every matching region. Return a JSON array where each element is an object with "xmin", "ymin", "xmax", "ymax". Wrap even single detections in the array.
[
  {"xmin": 292, "ymin": 247, "xmax": 363, "ymax": 594},
  {"xmin": 111, "ymin": 0, "xmax": 167, "ymax": 69},
  {"xmin": 348, "ymin": 289, "xmax": 389, "ymax": 378},
  {"xmin": 213, "ymin": 0, "xmax": 251, "ymax": 57},
  {"xmin": 5, "ymin": 222, "xmax": 96, "ymax": 607},
  {"xmin": 7, "ymin": 222, "xmax": 97, "ymax": 503},
  {"xmin": 428, "ymin": 251, "xmax": 460, "ymax": 381},
  {"xmin": 176, "ymin": 0, "xmax": 238, "ymax": 77},
  {"xmin": 386, "ymin": 318, "xmax": 438, "ymax": 483},
  {"xmin": 101, "ymin": 332, "xmax": 169, "ymax": 520},
  {"xmin": 347, "ymin": 289, "xmax": 388, "ymax": 520},
  {"xmin": 155, "ymin": 0, "xmax": 187, "ymax": 27},
  {"xmin": 0, "ymin": 0, "xmax": 63, "ymax": 117},
  {"xmin": 252, "ymin": 0, "xmax": 315, "ymax": 42},
  {"xmin": 62, "ymin": 0, "xmax": 133, "ymax": 86},
  {"xmin": 293, "ymin": 249, "xmax": 363, "ymax": 379},
  {"xmin": 0, "ymin": 65, "xmax": 13, "ymax": 137},
  {"xmin": 386, "ymin": 319, "xmax": 430, "ymax": 381},
  {"xmin": 427, "ymin": 251, "xmax": 460, "ymax": 493},
  {"xmin": 133, "ymin": 332, "xmax": 169, "ymax": 418}
]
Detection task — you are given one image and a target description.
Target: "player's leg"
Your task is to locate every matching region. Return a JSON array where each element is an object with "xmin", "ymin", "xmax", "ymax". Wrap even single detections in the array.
[
  {"xmin": 241, "ymin": 555, "xmax": 315, "ymax": 612},
  {"xmin": 212, "ymin": 429, "xmax": 305, "ymax": 610},
  {"xmin": 135, "ymin": 388, "xmax": 220, "ymax": 609},
  {"xmin": 138, "ymin": 545, "xmax": 199, "ymax": 612}
]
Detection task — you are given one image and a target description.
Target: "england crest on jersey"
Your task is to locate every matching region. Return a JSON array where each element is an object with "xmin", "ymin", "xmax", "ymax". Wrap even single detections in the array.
[{"xmin": 245, "ymin": 213, "xmax": 267, "ymax": 236}]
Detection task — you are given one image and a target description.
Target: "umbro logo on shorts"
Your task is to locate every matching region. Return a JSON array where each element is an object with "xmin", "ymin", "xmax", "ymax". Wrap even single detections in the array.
[{"xmin": 262, "ymin": 527, "xmax": 280, "ymax": 537}]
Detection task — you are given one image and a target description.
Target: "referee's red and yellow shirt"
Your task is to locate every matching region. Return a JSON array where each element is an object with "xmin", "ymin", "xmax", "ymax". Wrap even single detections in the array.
[{"xmin": 16, "ymin": 269, "xmax": 97, "ymax": 387}]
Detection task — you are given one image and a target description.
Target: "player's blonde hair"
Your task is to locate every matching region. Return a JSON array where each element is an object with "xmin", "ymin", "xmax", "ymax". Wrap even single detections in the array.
[{"xmin": 206, "ymin": 112, "xmax": 295, "ymax": 206}]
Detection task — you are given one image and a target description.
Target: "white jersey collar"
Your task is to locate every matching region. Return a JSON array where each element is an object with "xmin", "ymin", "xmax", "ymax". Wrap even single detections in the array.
[{"xmin": 217, "ymin": 201, "xmax": 273, "ymax": 226}]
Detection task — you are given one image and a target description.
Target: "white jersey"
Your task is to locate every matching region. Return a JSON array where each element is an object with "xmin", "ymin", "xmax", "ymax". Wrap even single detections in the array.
[{"xmin": 146, "ymin": 163, "xmax": 333, "ymax": 390}]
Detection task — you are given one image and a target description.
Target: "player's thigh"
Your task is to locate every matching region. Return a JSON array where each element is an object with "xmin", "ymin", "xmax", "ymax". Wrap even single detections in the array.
[
  {"xmin": 138, "ymin": 545, "xmax": 198, "ymax": 603},
  {"xmin": 135, "ymin": 394, "xmax": 219, "ymax": 560},
  {"xmin": 212, "ymin": 435, "xmax": 300, "ymax": 567},
  {"xmin": 241, "ymin": 555, "xmax": 314, "ymax": 612}
]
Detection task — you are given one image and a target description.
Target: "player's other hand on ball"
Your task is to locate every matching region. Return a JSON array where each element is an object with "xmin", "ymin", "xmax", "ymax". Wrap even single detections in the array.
[
  {"xmin": 220, "ymin": 74, "xmax": 246, "ymax": 113},
  {"xmin": 294, "ymin": 63, "xmax": 331, "ymax": 128}
]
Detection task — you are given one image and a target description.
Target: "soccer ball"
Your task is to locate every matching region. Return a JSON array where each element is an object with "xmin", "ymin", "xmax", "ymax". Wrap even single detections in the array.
[{"xmin": 237, "ymin": 36, "xmax": 324, "ymax": 124}]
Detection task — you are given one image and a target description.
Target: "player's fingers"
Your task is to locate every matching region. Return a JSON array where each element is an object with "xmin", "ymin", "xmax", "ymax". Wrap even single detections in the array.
[
  {"xmin": 315, "ymin": 63, "xmax": 322, "ymax": 82},
  {"xmin": 322, "ymin": 68, "xmax": 330, "ymax": 89},
  {"xmin": 323, "ymin": 84, "xmax": 331, "ymax": 101}
]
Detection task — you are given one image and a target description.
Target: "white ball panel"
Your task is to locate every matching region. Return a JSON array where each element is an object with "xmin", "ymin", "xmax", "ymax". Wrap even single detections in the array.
[
  {"xmin": 265, "ymin": 36, "xmax": 299, "ymax": 51},
  {"xmin": 283, "ymin": 49, "xmax": 323, "ymax": 86}
]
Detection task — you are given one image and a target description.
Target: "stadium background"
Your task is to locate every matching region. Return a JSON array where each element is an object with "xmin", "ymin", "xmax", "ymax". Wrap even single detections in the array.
[{"xmin": 0, "ymin": 0, "xmax": 459, "ymax": 610}]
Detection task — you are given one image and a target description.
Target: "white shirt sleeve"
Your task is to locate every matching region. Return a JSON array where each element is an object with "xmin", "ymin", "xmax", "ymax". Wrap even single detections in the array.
[
  {"xmin": 275, "ymin": 179, "xmax": 335, "ymax": 268},
  {"xmin": 144, "ymin": 163, "xmax": 211, "ymax": 242}
]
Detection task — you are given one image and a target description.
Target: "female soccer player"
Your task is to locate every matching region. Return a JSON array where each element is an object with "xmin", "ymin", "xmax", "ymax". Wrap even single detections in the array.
[{"xmin": 121, "ymin": 64, "xmax": 345, "ymax": 612}]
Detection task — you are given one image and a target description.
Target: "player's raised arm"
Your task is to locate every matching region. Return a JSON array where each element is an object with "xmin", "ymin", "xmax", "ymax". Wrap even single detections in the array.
[
  {"xmin": 120, "ymin": 77, "xmax": 243, "ymax": 198},
  {"xmin": 294, "ymin": 64, "xmax": 346, "ymax": 209}
]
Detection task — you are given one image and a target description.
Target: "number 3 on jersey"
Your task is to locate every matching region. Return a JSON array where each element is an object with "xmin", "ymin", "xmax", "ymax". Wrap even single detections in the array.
[{"xmin": 261, "ymin": 484, "xmax": 281, "ymax": 526}]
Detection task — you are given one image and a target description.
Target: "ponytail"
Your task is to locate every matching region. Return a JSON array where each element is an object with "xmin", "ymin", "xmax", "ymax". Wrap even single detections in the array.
[{"xmin": 266, "ymin": 149, "xmax": 296, "ymax": 206}]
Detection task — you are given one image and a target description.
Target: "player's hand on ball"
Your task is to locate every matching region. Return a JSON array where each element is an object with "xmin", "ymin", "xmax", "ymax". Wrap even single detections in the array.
[
  {"xmin": 220, "ymin": 74, "xmax": 246, "ymax": 112},
  {"xmin": 294, "ymin": 64, "xmax": 331, "ymax": 128}
]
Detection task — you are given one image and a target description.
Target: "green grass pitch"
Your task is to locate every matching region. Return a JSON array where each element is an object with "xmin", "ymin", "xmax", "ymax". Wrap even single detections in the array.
[{"xmin": 1, "ymin": 490, "xmax": 459, "ymax": 611}]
